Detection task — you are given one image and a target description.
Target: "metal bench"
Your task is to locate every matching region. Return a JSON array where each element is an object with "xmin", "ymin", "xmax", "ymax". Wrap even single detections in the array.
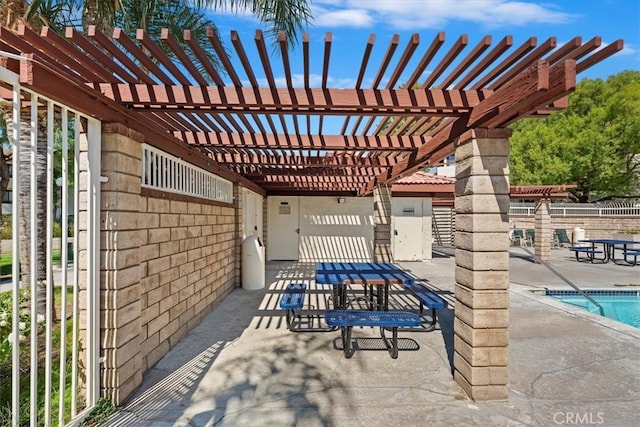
[
  {"xmin": 404, "ymin": 282, "xmax": 448, "ymax": 331},
  {"xmin": 279, "ymin": 283, "xmax": 337, "ymax": 332},
  {"xmin": 279, "ymin": 283, "xmax": 306, "ymax": 330},
  {"xmin": 621, "ymin": 249, "xmax": 640, "ymax": 266},
  {"xmin": 569, "ymin": 247, "xmax": 605, "ymax": 263},
  {"xmin": 324, "ymin": 310, "xmax": 421, "ymax": 359}
]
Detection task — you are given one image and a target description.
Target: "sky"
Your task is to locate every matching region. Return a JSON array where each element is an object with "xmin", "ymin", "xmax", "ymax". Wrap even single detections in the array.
[{"xmin": 206, "ymin": 0, "xmax": 640, "ymax": 89}]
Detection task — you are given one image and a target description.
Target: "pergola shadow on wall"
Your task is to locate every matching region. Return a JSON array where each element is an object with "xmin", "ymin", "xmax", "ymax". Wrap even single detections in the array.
[{"xmin": 0, "ymin": 24, "xmax": 623, "ymax": 404}]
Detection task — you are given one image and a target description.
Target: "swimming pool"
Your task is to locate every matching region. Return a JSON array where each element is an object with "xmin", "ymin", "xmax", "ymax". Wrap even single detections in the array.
[{"xmin": 545, "ymin": 290, "xmax": 640, "ymax": 329}]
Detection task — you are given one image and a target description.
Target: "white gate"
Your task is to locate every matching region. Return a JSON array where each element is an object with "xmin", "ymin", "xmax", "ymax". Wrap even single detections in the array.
[{"xmin": 1, "ymin": 65, "xmax": 101, "ymax": 425}]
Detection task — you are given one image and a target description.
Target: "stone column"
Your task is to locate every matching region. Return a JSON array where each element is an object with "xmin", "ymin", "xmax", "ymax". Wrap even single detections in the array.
[
  {"xmin": 101, "ymin": 123, "xmax": 144, "ymax": 404},
  {"xmin": 373, "ymin": 186, "xmax": 392, "ymax": 262},
  {"xmin": 453, "ymin": 128, "xmax": 511, "ymax": 401},
  {"xmin": 535, "ymin": 199, "xmax": 551, "ymax": 262}
]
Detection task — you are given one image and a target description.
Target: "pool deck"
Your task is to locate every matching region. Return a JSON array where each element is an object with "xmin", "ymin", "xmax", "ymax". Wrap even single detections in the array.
[{"xmin": 106, "ymin": 247, "xmax": 640, "ymax": 426}]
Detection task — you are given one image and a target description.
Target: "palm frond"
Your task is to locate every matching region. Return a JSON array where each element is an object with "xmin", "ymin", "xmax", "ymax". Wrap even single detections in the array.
[
  {"xmin": 208, "ymin": 0, "xmax": 312, "ymax": 49},
  {"xmin": 115, "ymin": 0, "xmax": 224, "ymax": 84}
]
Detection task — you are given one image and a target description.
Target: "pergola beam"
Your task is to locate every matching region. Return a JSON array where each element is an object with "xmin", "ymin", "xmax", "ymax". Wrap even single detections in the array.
[
  {"xmin": 357, "ymin": 58, "xmax": 576, "ymax": 195},
  {"xmin": 213, "ymin": 153, "xmax": 400, "ymax": 168},
  {"xmin": 243, "ymin": 167, "xmax": 387, "ymax": 177},
  {"xmin": 179, "ymin": 132, "xmax": 423, "ymax": 151},
  {"xmin": 94, "ymin": 84, "xmax": 491, "ymax": 113}
]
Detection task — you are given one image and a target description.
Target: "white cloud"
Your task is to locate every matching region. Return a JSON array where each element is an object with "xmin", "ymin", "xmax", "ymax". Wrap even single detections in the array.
[
  {"xmin": 600, "ymin": 41, "xmax": 639, "ymax": 70},
  {"xmin": 314, "ymin": 9, "xmax": 375, "ymax": 28},
  {"xmin": 615, "ymin": 42, "xmax": 637, "ymax": 57},
  {"xmin": 249, "ymin": 73, "xmax": 358, "ymax": 89},
  {"xmin": 311, "ymin": 0, "xmax": 574, "ymax": 30},
  {"xmin": 270, "ymin": 74, "xmax": 358, "ymax": 89}
]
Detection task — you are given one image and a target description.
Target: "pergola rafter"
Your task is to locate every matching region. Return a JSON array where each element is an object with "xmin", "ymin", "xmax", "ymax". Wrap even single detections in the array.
[{"xmin": 0, "ymin": 24, "xmax": 623, "ymax": 196}]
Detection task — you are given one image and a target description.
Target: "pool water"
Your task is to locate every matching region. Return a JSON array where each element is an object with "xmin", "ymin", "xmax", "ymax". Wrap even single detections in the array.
[{"xmin": 546, "ymin": 290, "xmax": 640, "ymax": 329}]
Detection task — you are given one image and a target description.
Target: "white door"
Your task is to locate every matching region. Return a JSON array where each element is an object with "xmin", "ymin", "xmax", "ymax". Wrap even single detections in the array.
[
  {"xmin": 268, "ymin": 196, "xmax": 299, "ymax": 260},
  {"xmin": 393, "ymin": 198, "xmax": 424, "ymax": 261},
  {"xmin": 243, "ymin": 189, "xmax": 263, "ymax": 240}
]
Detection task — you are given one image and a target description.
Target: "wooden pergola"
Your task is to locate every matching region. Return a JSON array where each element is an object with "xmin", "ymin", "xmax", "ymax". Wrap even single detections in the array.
[
  {"xmin": 510, "ymin": 184, "xmax": 578, "ymax": 200},
  {"xmin": 1, "ymin": 25, "xmax": 626, "ymax": 403},
  {"xmin": 0, "ymin": 26, "xmax": 623, "ymax": 196}
]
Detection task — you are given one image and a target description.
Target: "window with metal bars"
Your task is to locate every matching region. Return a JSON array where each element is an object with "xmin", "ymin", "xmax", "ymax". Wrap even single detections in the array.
[{"xmin": 141, "ymin": 144, "xmax": 233, "ymax": 203}]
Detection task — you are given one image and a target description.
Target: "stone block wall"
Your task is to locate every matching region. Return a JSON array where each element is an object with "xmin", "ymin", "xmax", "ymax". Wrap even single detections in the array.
[
  {"xmin": 100, "ymin": 124, "xmax": 237, "ymax": 404},
  {"xmin": 510, "ymin": 216, "xmax": 639, "ymax": 242},
  {"xmin": 138, "ymin": 195, "xmax": 236, "ymax": 370}
]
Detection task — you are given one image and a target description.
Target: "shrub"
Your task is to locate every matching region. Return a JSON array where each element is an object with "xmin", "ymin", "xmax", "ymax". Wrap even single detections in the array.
[
  {"xmin": 80, "ymin": 398, "xmax": 118, "ymax": 426},
  {"xmin": 0, "ymin": 289, "xmax": 42, "ymax": 363},
  {"xmin": 0, "ymin": 215, "xmax": 11, "ymax": 240}
]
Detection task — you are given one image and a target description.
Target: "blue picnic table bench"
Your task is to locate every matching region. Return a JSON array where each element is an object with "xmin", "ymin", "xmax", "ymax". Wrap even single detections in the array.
[
  {"xmin": 403, "ymin": 282, "xmax": 448, "ymax": 331},
  {"xmin": 325, "ymin": 310, "xmax": 421, "ymax": 358},
  {"xmin": 279, "ymin": 283, "xmax": 306, "ymax": 329},
  {"xmin": 569, "ymin": 246, "xmax": 605, "ymax": 263},
  {"xmin": 279, "ymin": 283, "xmax": 337, "ymax": 332},
  {"xmin": 621, "ymin": 248, "xmax": 640, "ymax": 266}
]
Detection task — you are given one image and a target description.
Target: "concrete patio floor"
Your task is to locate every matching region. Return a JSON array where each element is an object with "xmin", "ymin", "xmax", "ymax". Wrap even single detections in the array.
[{"xmin": 105, "ymin": 246, "xmax": 640, "ymax": 426}]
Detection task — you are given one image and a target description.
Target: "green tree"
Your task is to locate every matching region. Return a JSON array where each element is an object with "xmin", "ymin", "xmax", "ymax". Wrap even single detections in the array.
[{"xmin": 510, "ymin": 70, "xmax": 640, "ymax": 202}]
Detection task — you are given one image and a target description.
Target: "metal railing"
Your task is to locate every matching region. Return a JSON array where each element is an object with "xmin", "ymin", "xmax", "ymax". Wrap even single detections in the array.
[
  {"xmin": 1, "ymin": 67, "xmax": 101, "ymax": 426},
  {"xmin": 510, "ymin": 202, "xmax": 640, "ymax": 217},
  {"xmin": 518, "ymin": 247, "xmax": 604, "ymax": 316}
]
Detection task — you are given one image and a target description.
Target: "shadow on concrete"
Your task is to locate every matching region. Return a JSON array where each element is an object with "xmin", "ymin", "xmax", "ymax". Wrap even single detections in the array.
[
  {"xmin": 432, "ymin": 246, "xmax": 455, "ymax": 258},
  {"xmin": 107, "ymin": 264, "xmax": 348, "ymax": 426},
  {"xmin": 109, "ymin": 255, "xmax": 640, "ymax": 427},
  {"xmin": 186, "ymin": 333, "xmax": 343, "ymax": 426}
]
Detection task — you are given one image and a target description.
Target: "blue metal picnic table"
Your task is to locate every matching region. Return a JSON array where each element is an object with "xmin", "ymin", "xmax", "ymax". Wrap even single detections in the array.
[
  {"xmin": 315, "ymin": 262, "xmax": 416, "ymax": 310},
  {"xmin": 578, "ymin": 239, "xmax": 640, "ymax": 265}
]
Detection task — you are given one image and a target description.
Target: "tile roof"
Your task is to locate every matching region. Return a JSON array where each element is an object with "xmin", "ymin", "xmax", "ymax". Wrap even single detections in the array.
[{"xmin": 395, "ymin": 171, "xmax": 455, "ymax": 185}]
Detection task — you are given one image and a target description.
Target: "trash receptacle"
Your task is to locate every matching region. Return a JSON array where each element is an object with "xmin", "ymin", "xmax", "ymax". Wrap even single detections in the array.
[
  {"xmin": 572, "ymin": 227, "xmax": 585, "ymax": 245},
  {"xmin": 241, "ymin": 236, "xmax": 265, "ymax": 290}
]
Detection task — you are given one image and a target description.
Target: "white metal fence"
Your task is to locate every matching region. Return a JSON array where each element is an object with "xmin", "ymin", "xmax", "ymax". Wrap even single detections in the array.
[
  {"xmin": 510, "ymin": 202, "xmax": 640, "ymax": 217},
  {"xmin": 1, "ymin": 66, "xmax": 101, "ymax": 426},
  {"xmin": 142, "ymin": 144, "xmax": 233, "ymax": 203}
]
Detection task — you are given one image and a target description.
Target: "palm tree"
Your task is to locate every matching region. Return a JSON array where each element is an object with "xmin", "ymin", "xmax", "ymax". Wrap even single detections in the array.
[
  {"xmin": 207, "ymin": 0, "xmax": 312, "ymax": 45},
  {"xmin": 77, "ymin": 0, "xmax": 312, "ymax": 79},
  {"xmin": 77, "ymin": 0, "xmax": 312, "ymax": 45},
  {"xmin": 0, "ymin": 1, "xmax": 70, "ymax": 316}
]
